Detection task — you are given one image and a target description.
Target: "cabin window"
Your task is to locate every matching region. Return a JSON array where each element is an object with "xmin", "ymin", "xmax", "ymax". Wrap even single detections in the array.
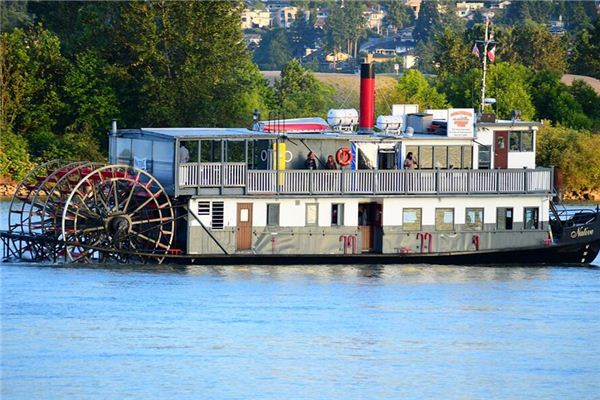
[
  {"xmin": 267, "ymin": 203, "xmax": 280, "ymax": 227},
  {"xmin": 405, "ymin": 145, "xmax": 473, "ymax": 169},
  {"xmin": 524, "ymin": 207, "xmax": 539, "ymax": 230},
  {"xmin": 402, "ymin": 208, "xmax": 422, "ymax": 231},
  {"xmin": 509, "ymin": 131, "xmax": 534, "ymax": 152},
  {"xmin": 331, "ymin": 204, "xmax": 344, "ymax": 226},
  {"xmin": 478, "ymin": 145, "xmax": 491, "ymax": 169},
  {"xmin": 497, "ymin": 207, "xmax": 513, "ymax": 230},
  {"xmin": 435, "ymin": 208, "xmax": 454, "ymax": 231},
  {"xmin": 211, "ymin": 202, "xmax": 224, "ymax": 230},
  {"xmin": 306, "ymin": 203, "xmax": 318, "ymax": 226},
  {"xmin": 433, "ymin": 146, "xmax": 447, "ymax": 169},
  {"xmin": 465, "ymin": 208, "xmax": 484, "ymax": 231}
]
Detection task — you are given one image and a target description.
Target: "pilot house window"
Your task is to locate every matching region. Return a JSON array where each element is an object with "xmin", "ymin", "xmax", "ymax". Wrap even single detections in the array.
[{"xmin": 509, "ymin": 131, "xmax": 534, "ymax": 152}]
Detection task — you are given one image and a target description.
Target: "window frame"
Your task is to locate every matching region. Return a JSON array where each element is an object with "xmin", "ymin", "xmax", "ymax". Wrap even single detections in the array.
[
  {"xmin": 305, "ymin": 203, "xmax": 319, "ymax": 227},
  {"xmin": 524, "ymin": 207, "xmax": 539, "ymax": 230},
  {"xmin": 402, "ymin": 208, "xmax": 422, "ymax": 231},
  {"xmin": 435, "ymin": 208, "xmax": 455, "ymax": 231},
  {"xmin": 509, "ymin": 131, "xmax": 534, "ymax": 153},
  {"xmin": 266, "ymin": 203, "xmax": 280, "ymax": 227},
  {"xmin": 496, "ymin": 207, "xmax": 514, "ymax": 230},
  {"xmin": 465, "ymin": 208, "xmax": 484, "ymax": 231},
  {"xmin": 331, "ymin": 203, "xmax": 345, "ymax": 227}
]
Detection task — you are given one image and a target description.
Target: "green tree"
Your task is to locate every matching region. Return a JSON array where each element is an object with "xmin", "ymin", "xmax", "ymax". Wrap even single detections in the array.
[
  {"xmin": 433, "ymin": 27, "xmax": 477, "ymax": 76},
  {"xmin": 485, "ymin": 63, "xmax": 535, "ymax": 120},
  {"xmin": 254, "ymin": 28, "xmax": 293, "ymax": 70},
  {"xmin": 384, "ymin": 1, "xmax": 413, "ymax": 31},
  {"xmin": 570, "ymin": 19, "xmax": 600, "ymax": 79},
  {"xmin": 116, "ymin": 1, "xmax": 268, "ymax": 127},
  {"xmin": 513, "ymin": 20, "xmax": 568, "ymax": 74},
  {"xmin": 392, "ymin": 69, "xmax": 448, "ymax": 110},
  {"xmin": 0, "ymin": 1, "xmax": 31, "ymax": 32},
  {"xmin": 569, "ymin": 80, "xmax": 600, "ymax": 124},
  {"xmin": 537, "ymin": 125, "xmax": 600, "ymax": 194},
  {"xmin": 272, "ymin": 59, "xmax": 335, "ymax": 117},
  {"xmin": 414, "ymin": 1, "xmax": 463, "ymax": 43},
  {"xmin": 530, "ymin": 70, "xmax": 592, "ymax": 130}
]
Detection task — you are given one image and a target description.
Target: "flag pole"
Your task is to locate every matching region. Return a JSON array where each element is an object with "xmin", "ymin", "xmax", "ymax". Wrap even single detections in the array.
[{"xmin": 480, "ymin": 17, "xmax": 490, "ymax": 114}]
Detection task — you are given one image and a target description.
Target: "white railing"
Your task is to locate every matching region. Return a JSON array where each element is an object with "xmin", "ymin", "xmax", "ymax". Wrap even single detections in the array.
[{"xmin": 179, "ymin": 164, "xmax": 553, "ymax": 195}]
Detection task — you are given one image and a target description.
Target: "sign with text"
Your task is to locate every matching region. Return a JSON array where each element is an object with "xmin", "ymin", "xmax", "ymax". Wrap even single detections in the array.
[{"xmin": 447, "ymin": 108, "xmax": 475, "ymax": 137}]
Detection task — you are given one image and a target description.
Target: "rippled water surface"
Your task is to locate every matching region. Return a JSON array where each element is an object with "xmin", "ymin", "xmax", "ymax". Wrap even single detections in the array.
[{"xmin": 2, "ymin": 202, "xmax": 600, "ymax": 399}]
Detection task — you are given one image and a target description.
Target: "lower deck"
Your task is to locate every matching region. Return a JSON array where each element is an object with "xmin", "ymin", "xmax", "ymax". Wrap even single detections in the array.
[{"xmin": 186, "ymin": 195, "xmax": 551, "ymax": 256}]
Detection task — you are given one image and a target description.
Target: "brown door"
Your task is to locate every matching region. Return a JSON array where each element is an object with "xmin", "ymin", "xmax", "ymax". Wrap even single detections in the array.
[
  {"xmin": 494, "ymin": 131, "xmax": 508, "ymax": 169},
  {"xmin": 359, "ymin": 203, "xmax": 382, "ymax": 252},
  {"xmin": 236, "ymin": 203, "xmax": 253, "ymax": 251}
]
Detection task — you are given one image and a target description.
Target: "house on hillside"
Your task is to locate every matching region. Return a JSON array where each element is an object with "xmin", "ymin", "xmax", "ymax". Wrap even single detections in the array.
[{"xmin": 241, "ymin": 8, "xmax": 271, "ymax": 29}]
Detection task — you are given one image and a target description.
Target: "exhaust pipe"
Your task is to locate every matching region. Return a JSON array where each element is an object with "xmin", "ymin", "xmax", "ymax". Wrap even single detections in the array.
[{"xmin": 359, "ymin": 59, "xmax": 375, "ymax": 133}]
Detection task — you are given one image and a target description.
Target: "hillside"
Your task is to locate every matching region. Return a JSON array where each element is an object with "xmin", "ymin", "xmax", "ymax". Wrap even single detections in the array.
[{"xmin": 261, "ymin": 71, "xmax": 399, "ymax": 110}]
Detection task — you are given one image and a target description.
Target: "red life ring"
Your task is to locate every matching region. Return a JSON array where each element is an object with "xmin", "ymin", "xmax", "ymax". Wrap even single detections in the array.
[{"xmin": 336, "ymin": 147, "xmax": 353, "ymax": 166}]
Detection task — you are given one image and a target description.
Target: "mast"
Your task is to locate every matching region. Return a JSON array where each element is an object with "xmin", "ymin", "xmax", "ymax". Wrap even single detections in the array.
[{"xmin": 480, "ymin": 17, "xmax": 490, "ymax": 114}]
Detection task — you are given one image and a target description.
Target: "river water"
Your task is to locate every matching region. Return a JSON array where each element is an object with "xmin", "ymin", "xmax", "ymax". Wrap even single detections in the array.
[{"xmin": 2, "ymin": 201, "xmax": 600, "ymax": 399}]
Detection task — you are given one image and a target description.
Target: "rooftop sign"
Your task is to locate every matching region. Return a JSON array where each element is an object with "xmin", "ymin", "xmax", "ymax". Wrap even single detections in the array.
[{"xmin": 447, "ymin": 108, "xmax": 475, "ymax": 137}]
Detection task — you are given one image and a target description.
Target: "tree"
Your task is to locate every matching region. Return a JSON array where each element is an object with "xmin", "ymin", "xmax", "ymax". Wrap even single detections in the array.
[
  {"xmin": 432, "ymin": 27, "xmax": 477, "ymax": 76},
  {"xmin": 384, "ymin": 1, "xmax": 413, "ymax": 31},
  {"xmin": 513, "ymin": 20, "xmax": 568, "ymax": 74},
  {"xmin": 0, "ymin": 1, "xmax": 31, "ymax": 32},
  {"xmin": 116, "ymin": 1, "xmax": 269, "ymax": 128},
  {"xmin": 569, "ymin": 80, "xmax": 600, "ymax": 125},
  {"xmin": 253, "ymin": 28, "xmax": 293, "ymax": 70},
  {"xmin": 570, "ymin": 19, "xmax": 600, "ymax": 79},
  {"xmin": 325, "ymin": 2, "xmax": 366, "ymax": 58},
  {"xmin": 414, "ymin": 1, "xmax": 463, "ymax": 43},
  {"xmin": 392, "ymin": 69, "xmax": 448, "ymax": 110},
  {"xmin": 530, "ymin": 70, "xmax": 592, "ymax": 130},
  {"xmin": 485, "ymin": 63, "xmax": 535, "ymax": 120},
  {"xmin": 272, "ymin": 59, "xmax": 335, "ymax": 118},
  {"xmin": 289, "ymin": 10, "xmax": 318, "ymax": 58}
]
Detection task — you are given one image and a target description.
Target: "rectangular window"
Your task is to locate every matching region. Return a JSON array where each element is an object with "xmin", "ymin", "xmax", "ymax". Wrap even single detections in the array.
[
  {"xmin": 509, "ymin": 131, "xmax": 535, "ymax": 152},
  {"xmin": 226, "ymin": 140, "xmax": 245, "ymax": 162},
  {"xmin": 497, "ymin": 207, "xmax": 513, "ymax": 230},
  {"xmin": 306, "ymin": 203, "xmax": 318, "ymax": 226},
  {"xmin": 200, "ymin": 140, "xmax": 222, "ymax": 162},
  {"xmin": 448, "ymin": 146, "xmax": 462, "ymax": 169},
  {"xmin": 267, "ymin": 203, "xmax": 280, "ymax": 227},
  {"xmin": 521, "ymin": 131, "xmax": 533, "ymax": 151},
  {"xmin": 402, "ymin": 208, "xmax": 422, "ymax": 231},
  {"xmin": 433, "ymin": 146, "xmax": 447, "ymax": 169},
  {"xmin": 524, "ymin": 207, "xmax": 539, "ymax": 230},
  {"xmin": 435, "ymin": 208, "xmax": 454, "ymax": 231},
  {"xmin": 419, "ymin": 146, "xmax": 433, "ymax": 169},
  {"xmin": 211, "ymin": 202, "xmax": 224, "ymax": 230},
  {"xmin": 465, "ymin": 208, "xmax": 484, "ymax": 231},
  {"xmin": 462, "ymin": 145, "xmax": 473, "ymax": 169},
  {"xmin": 331, "ymin": 204, "xmax": 344, "ymax": 226},
  {"xmin": 478, "ymin": 145, "xmax": 491, "ymax": 169},
  {"xmin": 509, "ymin": 132, "xmax": 521, "ymax": 151}
]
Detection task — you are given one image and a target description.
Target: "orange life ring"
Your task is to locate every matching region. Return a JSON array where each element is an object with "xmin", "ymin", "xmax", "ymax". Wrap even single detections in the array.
[{"xmin": 336, "ymin": 147, "xmax": 353, "ymax": 166}]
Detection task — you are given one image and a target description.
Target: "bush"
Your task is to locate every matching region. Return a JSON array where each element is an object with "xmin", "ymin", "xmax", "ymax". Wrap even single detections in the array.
[{"xmin": 0, "ymin": 129, "xmax": 33, "ymax": 181}]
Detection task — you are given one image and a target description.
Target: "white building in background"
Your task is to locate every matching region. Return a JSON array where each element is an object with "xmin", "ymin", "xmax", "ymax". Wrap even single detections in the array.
[
  {"xmin": 455, "ymin": 2, "xmax": 484, "ymax": 18},
  {"xmin": 241, "ymin": 8, "xmax": 271, "ymax": 29},
  {"xmin": 272, "ymin": 6, "xmax": 298, "ymax": 28},
  {"xmin": 365, "ymin": 8, "xmax": 386, "ymax": 34}
]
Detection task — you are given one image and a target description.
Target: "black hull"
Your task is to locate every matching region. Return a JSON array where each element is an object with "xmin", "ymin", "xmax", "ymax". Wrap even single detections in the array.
[{"xmin": 177, "ymin": 239, "xmax": 600, "ymax": 266}]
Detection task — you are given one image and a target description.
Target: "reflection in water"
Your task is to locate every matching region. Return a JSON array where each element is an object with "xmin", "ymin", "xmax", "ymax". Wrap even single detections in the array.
[{"xmin": 7, "ymin": 261, "xmax": 567, "ymax": 284}]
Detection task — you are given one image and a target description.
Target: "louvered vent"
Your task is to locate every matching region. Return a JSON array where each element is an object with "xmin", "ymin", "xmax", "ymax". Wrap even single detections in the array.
[
  {"xmin": 211, "ymin": 202, "xmax": 224, "ymax": 230},
  {"xmin": 198, "ymin": 201, "xmax": 210, "ymax": 216}
]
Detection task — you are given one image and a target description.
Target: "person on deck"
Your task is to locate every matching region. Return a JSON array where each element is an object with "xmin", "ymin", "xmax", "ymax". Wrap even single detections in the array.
[
  {"xmin": 305, "ymin": 152, "xmax": 318, "ymax": 170},
  {"xmin": 179, "ymin": 144, "xmax": 190, "ymax": 163},
  {"xmin": 403, "ymin": 152, "xmax": 418, "ymax": 170},
  {"xmin": 325, "ymin": 155, "xmax": 337, "ymax": 170}
]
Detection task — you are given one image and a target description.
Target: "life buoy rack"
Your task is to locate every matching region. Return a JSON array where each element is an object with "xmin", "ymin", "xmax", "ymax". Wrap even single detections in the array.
[{"xmin": 336, "ymin": 147, "xmax": 353, "ymax": 166}]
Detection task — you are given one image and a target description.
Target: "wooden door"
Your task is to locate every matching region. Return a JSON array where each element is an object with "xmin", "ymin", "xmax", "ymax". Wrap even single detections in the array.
[
  {"xmin": 494, "ymin": 131, "xmax": 508, "ymax": 169},
  {"xmin": 236, "ymin": 203, "xmax": 253, "ymax": 251}
]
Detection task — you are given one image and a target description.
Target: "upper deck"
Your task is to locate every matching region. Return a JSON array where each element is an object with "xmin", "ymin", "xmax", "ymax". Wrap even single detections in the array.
[{"xmin": 109, "ymin": 118, "xmax": 551, "ymax": 198}]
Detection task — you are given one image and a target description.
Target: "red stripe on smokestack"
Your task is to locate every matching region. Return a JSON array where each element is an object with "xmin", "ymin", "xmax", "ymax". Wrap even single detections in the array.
[{"xmin": 359, "ymin": 61, "xmax": 375, "ymax": 132}]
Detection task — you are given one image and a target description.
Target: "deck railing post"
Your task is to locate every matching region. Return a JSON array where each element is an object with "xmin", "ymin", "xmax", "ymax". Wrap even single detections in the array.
[
  {"xmin": 435, "ymin": 168, "xmax": 440, "ymax": 194},
  {"xmin": 496, "ymin": 170, "xmax": 500, "ymax": 193},
  {"xmin": 523, "ymin": 167, "xmax": 528, "ymax": 193},
  {"xmin": 372, "ymin": 170, "xmax": 377, "ymax": 194},
  {"xmin": 467, "ymin": 169, "xmax": 471, "ymax": 194}
]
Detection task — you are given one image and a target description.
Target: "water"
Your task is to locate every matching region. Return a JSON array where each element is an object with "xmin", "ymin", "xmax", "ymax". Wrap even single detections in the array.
[{"xmin": 2, "ymin": 201, "xmax": 600, "ymax": 399}]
